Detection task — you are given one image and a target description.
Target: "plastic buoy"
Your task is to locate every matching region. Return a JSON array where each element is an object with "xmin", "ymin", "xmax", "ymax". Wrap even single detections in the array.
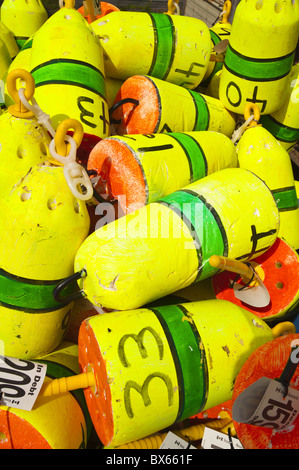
[{"xmin": 110, "ymin": 75, "xmax": 236, "ymax": 137}]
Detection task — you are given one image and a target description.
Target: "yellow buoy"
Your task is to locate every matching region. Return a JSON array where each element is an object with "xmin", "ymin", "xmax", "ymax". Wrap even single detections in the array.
[
  {"xmin": 237, "ymin": 105, "xmax": 299, "ymax": 251},
  {"xmin": 0, "ymin": 0, "xmax": 48, "ymax": 50},
  {"xmin": 66, "ymin": 167, "xmax": 279, "ymax": 311},
  {"xmin": 29, "ymin": 1, "xmax": 109, "ymax": 150},
  {"xmin": 0, "ymin": 37, "xmax": 11, "ymax": 111},
  {"xmin": 0, "ymin": 342, "xmax": 92, "ymax": 449},
  {"xmin": 0, "ymin": 159, "xmax": 90, "ymax": 359},
  {"xmin": 110, "ymin": 75, "xmax": 236, "ymax": 137},
  {"xmin": 87, "ymin": 130, "xmax": 237, "ymax": 214},
  {"xmin": 38, "ymin": 301, "xmax": 295, "ymax": 448},
  {"xmin": 219, "ymin": 0, "xmax": 299, "ymax": 115},
  {"xmin": 90, "ymin": 10, "xmax": 211, "ymax": 89},
  {"xmin": 259, "ymin": 63, "xmax": 299, "ymax": 152}
]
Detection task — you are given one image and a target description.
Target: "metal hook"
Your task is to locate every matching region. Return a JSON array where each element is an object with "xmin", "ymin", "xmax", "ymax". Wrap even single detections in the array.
[{"xmin": 52, "ymin": 269, "xmax": 87, "ymax": 304}]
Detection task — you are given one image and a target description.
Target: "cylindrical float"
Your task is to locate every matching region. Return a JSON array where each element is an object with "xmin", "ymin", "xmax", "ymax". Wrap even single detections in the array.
[
  {"xmin": 90, "ymin": 11, "xmax": 211, "ymax": 89},
  {"xmin": 87, "ymin": 131, "xmax": 237, "ymax": 214},
  {"xmin": 0, "ymin": 342, "xmax": 92, "ymax": 449},
  {"xmin": 219, "ymin": 0, "xmax": 299, "ymax": 115},
  {"xmin": 0, "ymin": 0, "xmax": 48, "ymax": 50},
  {"xmin": 232, "ymin": 333, "xmax": 299, "ymax": 449},
  {"xmin": 77, "ymin": 300, "xmax": 291, "ymax": 447},
  {"xmin": 110, "ymin": 75, "xmax": 236, "ymax": 136},
  {"xmin": 29, "ymin": 1, "xmax": 109, "ymax": 159},
  {"xmin": 0, "ymin": 164, "xmax": 90, "ymax": 359},
  {"xmin": 69, "ymin": 168, "xmax": 279, "ymax": 311},
  {"xmin": 237, "ymin": 124, "xmax": 299, "ymax": 251},
  {"xmin": 259, "ymin": 63, "xmax": 299, "ymax": 152}
]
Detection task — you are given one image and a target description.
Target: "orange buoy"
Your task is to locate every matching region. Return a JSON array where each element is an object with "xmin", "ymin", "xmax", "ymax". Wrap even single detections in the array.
[
  {"xmin": 77, "ymin": 1, "xmax": 119, "ymax": 23},
  {"xmin": 232, "ymin": 333, "xmax": 299, "ymax": 449},
  {"xmin": 211, "ymin": 238, "xmax": 299, "ymax": 324}
]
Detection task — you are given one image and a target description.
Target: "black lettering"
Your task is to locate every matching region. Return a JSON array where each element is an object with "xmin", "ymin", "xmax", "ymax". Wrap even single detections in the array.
[
  {"xmin": 118, "ymin": 327, "xmax": 164, "ymax": 368},
  {"xmin": 226, "ymin": 81, "xmax": 242, "ymax": 107},
  {"xmin": 175, "ymin": 62, "xmax": 204, "ymax": 78},
  {"xmin": 246, "ymin": 86, "xmax": 267, "ymax": 113},
  {"xmin": 77, "ymin": 96, "xmax": 97, "ymax": 128}
]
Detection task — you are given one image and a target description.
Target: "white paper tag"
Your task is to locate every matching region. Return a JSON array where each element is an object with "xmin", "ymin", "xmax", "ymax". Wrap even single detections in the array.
[
  {"xmin": 201, "ymin": 427, "xmax": 243, "ymax": 449},
  {"xmin": 232, "ymin": 376, "xmax": 299, "ymax": 430},
  {"xmin": 0, "ymin": 355, "xmax": 47, "ymax": 411},
  {"xmin": 159, "ymin": 431, "xmax": 197, "ymax": 450}
]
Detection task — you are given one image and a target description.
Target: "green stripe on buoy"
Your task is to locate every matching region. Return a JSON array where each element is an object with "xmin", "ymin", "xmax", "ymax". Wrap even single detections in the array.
[
  {"xmin": 224, "ymin": 44, "xmax": 295, "ymax": 81},
  {"xmin": 168, "ymin": 132, "xmax": 208, "ymax": 182},
  {"xmin": 31, "ymin": 59, "xmax": 106, "ymax": 99},
  {"xmin": 272, "ymin": 186, "xmax": 298, "ymax": 211},
  {"xmin": 152, "ymin": 303, "xmax": 208, "ymax": 421},
  {"xmin": 259, "ymin": 114, "xmax": 299, "ymax": 144},
  {"xmin": 148, "ymin": 13, "xmax": 176, "ymax": 81},
  {"xmin": 188, "ymin": 90, "xmax": 210, "ymax": 131}
]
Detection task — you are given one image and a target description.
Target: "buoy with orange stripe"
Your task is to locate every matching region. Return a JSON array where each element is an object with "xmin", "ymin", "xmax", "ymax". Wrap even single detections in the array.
[
  {"xmin": 219, "ymin": 0, "xmax": 299, "ymax": 115},
  {"xmin": 37, "ymin": 300, "xmax": 295, "ymax": 448},
  {"xmin": 87, "ymin": 130, "xmax": 237, "ymax": 214},
  {"xmin": 77, "ymin": 0, "xmax": 119, "ymax": 23},
  {"xmin": 0, "ymin": 342, "xmax": 92, "ymax": 449},
  {"xmin": 110, "ymin": 75, "xmax": 236, "ymax": 137},
  {"xmin": 232, "ymin": 333, "xmax": 299, "ymax": 449},
  {"xmin": 29, "ymin": 0, "xmax": 109, "ymax": 163},
  {"xmin": 0, "ymin": 118, "xmax": 90, "ymax": 359},
  {"xmin": 90, "ymin": 10, "xmax": 211, "ymax": 89},
  {"xmin": 0, "ymin": 0, "xmax": 48, "ymax": 50},
  {"xmin": 51, "ymin": 168, "xmax": 279, "ymax": 312},
  {"xmin": 259, "ymin": 63, "xmax": 299, "ymax": 152},
  {"xmin": 0, "ymin": 69, "xmax": 52, "ymax": 198},
  {"xmin": 237, "ymin": 104, "xmax": 299, "ymax": 251}
]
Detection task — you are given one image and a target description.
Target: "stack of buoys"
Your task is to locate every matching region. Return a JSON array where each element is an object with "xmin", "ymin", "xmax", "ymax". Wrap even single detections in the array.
[{"xmin": 0, "ymin": 0, "xmax": 298, "ymax": 450}]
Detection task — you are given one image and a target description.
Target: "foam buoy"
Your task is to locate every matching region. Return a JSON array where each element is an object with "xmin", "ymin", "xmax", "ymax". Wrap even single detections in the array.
[
  {"xmin": 0, "ymin": 38, "xmax": 11, "ymax": 111},
  {"xmin": 237, "ymin": 108, "xmax": 299, "ymax": 251},
  {"xmin": 29, "ymin": 0, "xmax": 109, "ymax": 158},
  {"xmin": 38, "ymin": 300, "xmax": 294, "ymax": 447},
  {"xmin": 219, "ymin": 0, "xmax": 299, "ymax": 115},
  {"xmin": 110, "ymin": 75, "xmax": 236, "ymax": 136},
  {"xmin": 0, "ymin": 154, "xmax": 90, "ymax": 358},
  {"xmin": 259, "ymin": 63, "xmax": 299, "ymax": 152},
  {"xmin": 64, "ymin": 297, "xmax": 102, "ymax": 344},
  {"xmin": 0, "ymin": 69, "xmax": 52, "ymax": 198},
  {"xmin": 54, "ymin": 167, "xmax": 280, "ymax": 312},
  {"xmin": 87, "ymin": 131, "xmax": 237, "ymax": 214},
  {"xmin": 0, "ymin": 0, "xmax": 48, "ymax": 50},
  {"xmin": 0, "ymin": 342, "xmax": 92, "ymax": 448},
  {"xmin": 232, "ymin": 333, "xmax": 299, "ymax": 449},
  {"xmin": 91, "ymin": 11, "xmax": 211, "ymax": 89}
]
